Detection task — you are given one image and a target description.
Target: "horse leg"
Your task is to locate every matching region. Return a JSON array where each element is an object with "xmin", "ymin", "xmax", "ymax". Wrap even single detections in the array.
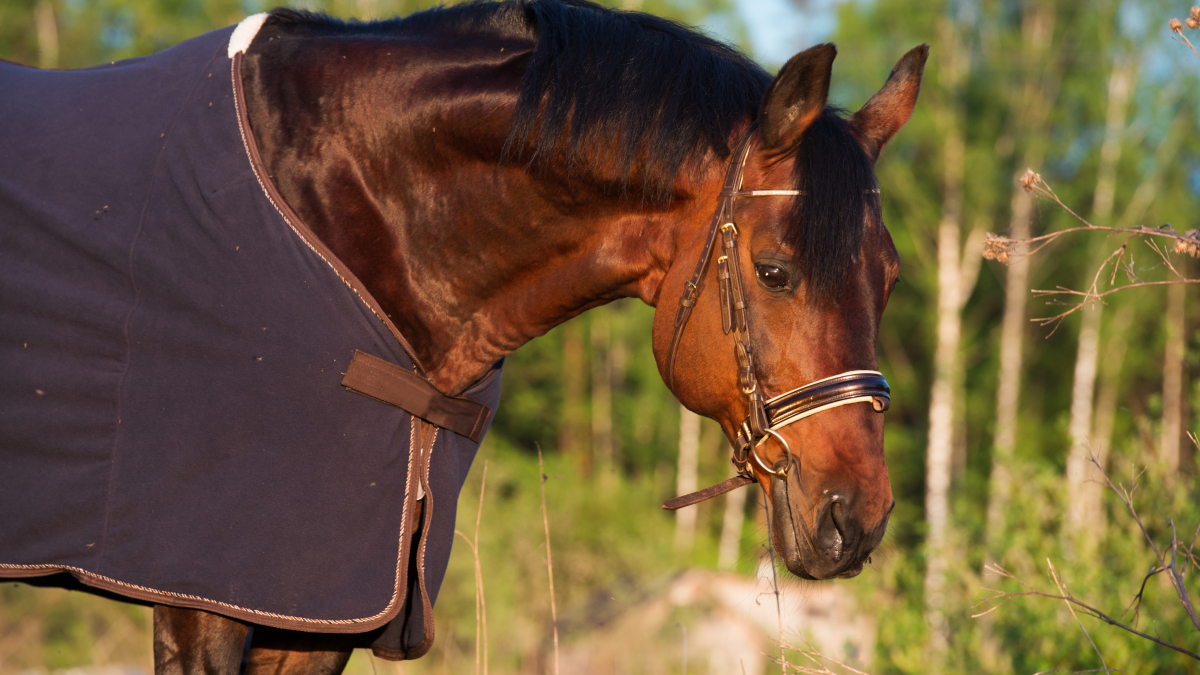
[
  {"xmin": 153, "ymin": 605, "xmax": 249, "ymax": 675},
  {"xmin": 243, "ymin": 626, "xmax": 355, "ymax": 675}
]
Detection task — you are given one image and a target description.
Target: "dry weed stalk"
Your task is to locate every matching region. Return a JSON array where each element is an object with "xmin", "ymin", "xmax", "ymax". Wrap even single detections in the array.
[
  {"xmin": 781, "ymin": 637, "xmax": 875, "ymax": 675},
  {"xmin": 535, "ymin": 443, "xmax": 560, "ymax": 675},
  {"xmin": 983, "ymin": 171, "xmax": 1199, "ymax": 332},
  {"xmin": 1169, "ymin": 7, "xmax": 1200, "ymax": 59},
  {"xmin": 759, "ymin": 486, "xmax": 788, "ymax": 674},
  {"xmin": 453, "ymin": 460, "xmax": 489, "ymax": 675},
  {"xmin": 973, "ymin": 448, "xmax": 1200, "ymax": 664}
]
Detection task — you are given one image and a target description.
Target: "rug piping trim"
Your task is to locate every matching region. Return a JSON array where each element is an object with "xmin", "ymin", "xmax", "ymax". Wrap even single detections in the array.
[{"xmin": 228, "ymin": 50, "xmax": 424, "ymax": 372}]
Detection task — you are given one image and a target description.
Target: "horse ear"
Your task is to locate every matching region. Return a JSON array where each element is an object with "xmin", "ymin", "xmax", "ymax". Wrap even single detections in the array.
[
  {"xmin": 759, "ymin": 43, "xmax": 837, "ymax": 152},
  {"xmin": 848, "ymin": 44, "xmax": 929, "ymax": 163}
]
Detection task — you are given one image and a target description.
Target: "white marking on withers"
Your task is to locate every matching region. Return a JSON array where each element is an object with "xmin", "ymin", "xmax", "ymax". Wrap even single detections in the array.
[{"xmin": 227, "ymin": 13, "xmax": 269, "ymax": 58}]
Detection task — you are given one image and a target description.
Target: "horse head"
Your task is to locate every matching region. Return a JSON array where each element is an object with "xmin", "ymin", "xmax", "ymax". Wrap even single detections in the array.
[{"xmin": 654, "ymin": 43, "xmax": 928, "ymax": 580}]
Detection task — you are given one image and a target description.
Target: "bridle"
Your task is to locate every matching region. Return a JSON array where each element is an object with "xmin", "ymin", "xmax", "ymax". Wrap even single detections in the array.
[{"xmin": 662, "ymin": 132, "xmax": 891, "ymax": 511}]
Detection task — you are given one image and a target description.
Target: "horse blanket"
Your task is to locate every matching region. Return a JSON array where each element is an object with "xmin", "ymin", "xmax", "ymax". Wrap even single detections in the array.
[{"xmin": 0, "ymin": 21, "xmax": 501, "ymax": 659}]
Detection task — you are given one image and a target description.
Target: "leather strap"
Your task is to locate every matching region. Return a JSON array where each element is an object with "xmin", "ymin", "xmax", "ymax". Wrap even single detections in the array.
[
  {"xmin": 664, "ymin": 133, "xmax": 757, "ymax": 389},
  {"xmin": 342, "ymin": 350, "xmax": 494, "ymax": 442},
  {"xmin": 662, "ymin": 475, "xmax": 754, "ymax": 510},
  {"xmin": 765, "ymin": 370, "xmax": 890, "ymax": 427}
]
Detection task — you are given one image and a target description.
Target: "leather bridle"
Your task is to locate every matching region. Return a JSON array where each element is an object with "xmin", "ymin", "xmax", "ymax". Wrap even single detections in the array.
[{"xmin": 662, "ymin": 132, "xmax": 891, "ymax": 511}]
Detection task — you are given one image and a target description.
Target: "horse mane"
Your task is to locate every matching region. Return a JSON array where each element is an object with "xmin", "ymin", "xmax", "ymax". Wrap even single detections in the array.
[{"xmin": 264, "ymin": 0, "xmax": 876, "ymax": 295}]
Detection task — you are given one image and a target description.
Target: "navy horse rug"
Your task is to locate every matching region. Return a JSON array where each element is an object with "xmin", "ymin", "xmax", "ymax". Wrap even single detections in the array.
[{"xmin": 0, "ymin": 19, "xmax": 501, "ymax": 658}]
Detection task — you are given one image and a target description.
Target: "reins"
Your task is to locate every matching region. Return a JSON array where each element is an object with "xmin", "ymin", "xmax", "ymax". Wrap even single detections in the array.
[{"xmin": 662, "ymin": 133, "xmax": 891, "ymax": 511}]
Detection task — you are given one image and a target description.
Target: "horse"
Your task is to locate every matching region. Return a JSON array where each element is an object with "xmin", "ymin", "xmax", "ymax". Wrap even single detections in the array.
[{"xmin": 0, "ymin": 0, "xmax": 926, "ymax": 672}]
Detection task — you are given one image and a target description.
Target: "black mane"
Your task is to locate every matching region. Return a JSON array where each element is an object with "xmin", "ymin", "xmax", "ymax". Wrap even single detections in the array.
[
  {"xmin": 504, "ymin": 0, "xmax": 770, "ymax": 205},
  {"xmin": 265, "ymin": 0, "xmax": 876, "ymax": 295}
]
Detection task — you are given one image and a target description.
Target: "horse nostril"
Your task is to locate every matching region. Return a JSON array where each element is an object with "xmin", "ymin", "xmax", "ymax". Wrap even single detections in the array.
[{"xmin": 828, "ymin": 501, "xmax": 846, "ymax": 562}]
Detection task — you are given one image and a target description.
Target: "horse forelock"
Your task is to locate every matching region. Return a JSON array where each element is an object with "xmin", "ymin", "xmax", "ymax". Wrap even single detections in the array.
[{"xmin": 781, "ymin": 107, "xmax": 881, "ymax": 300}]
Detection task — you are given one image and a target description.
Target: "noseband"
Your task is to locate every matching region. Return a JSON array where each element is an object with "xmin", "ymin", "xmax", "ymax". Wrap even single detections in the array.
[{"xmin": 662, "ymin": 133, "xmax": 891, "ymax": 511}]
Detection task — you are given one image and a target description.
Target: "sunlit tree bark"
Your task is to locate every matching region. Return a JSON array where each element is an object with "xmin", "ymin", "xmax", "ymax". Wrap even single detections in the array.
[
  {"xmin": 984, "ymin": 4, "xmax": 1056, "ymax": 558},
  {"xmin": 34, "ymin": 0, "xmax": 56, "ymax": 69},
  {"xmin": 560, "ymin": 321, "xmax": 589, "ymax": 476},
  {"xmin": 1086, "ymin": 304, "xmax": 1133, "ymax": 534},
  {"xmin": 1161, "ymin": 279, "xmax": 1187, "ymax": 470},
  {"xmin": 717, "ymin": 454, "xmax": 748, "ymax": 568},
  {"xmin": 674, "ymin": 406, "xmax": 700, "ymax": 552},
  {"xmin": 1065, "ymin": 57, "xmax": 1135, "ymax": 543},
  {"xmin": 924, "ymin": 12, "xmax": 974, "ymax": 665},
  {"xmin": 591, "ymin": 315, "xmax": 614, "ymax": 483}
]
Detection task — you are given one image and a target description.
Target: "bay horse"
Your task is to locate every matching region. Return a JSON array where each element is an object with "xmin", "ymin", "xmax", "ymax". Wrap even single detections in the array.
[{"xmin": 2, "ymin": 0, "xmax": 926, "ymax": 671}]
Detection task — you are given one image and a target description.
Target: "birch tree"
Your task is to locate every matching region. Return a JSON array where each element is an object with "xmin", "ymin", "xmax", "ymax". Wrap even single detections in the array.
[
  {"xmin": 984, "ymin": 3, "xmax": 1057, "ymax": 557},
  {"xmin": 675, "ymin": 406, "xmax": 700, "ymax": 552},
  {"xmin": 924, "ymin": 9, "xmax": 978, "ymax": 663},
  {"xmin": 1064, "ymin": 56, "xmax": 1136, "ymax": 542},
  {"xmin": 1161, "ymin": 279, "xmax": 1187, "ymax": 470}
]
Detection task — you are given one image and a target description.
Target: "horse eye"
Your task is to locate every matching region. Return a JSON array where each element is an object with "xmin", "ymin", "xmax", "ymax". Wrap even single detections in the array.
[{"xmin": 755, "ymin": 264, "xmax": 789, "ymax": 290}]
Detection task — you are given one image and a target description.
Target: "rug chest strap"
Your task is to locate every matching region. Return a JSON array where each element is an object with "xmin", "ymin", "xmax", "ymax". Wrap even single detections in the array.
[{"xmin": 341, "ymin": 350, "xmax": 493, "ymax": 441}]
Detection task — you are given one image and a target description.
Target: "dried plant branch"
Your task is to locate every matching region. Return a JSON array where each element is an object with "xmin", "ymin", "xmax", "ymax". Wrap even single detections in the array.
[
  {"xmin": 1047, "ymin": 559, "xmax": 1110, "ymax": 673},
  {"xmin": 982, "ymin": 171, "xmax": 1200, "ymax": 330},
  {"xmin": 760, "ymin": 485, "xmax": 788, "ymax": 675},
  {"xmin": 975, "ymin": 449, "xmax": 1200, "ymax": 663},
  {"xmin": 453, "ymin": 530, "xmax": 484, "ymax": 675},
  {"xmin": 975, "ymin": 563, "xmax": 1200, "ymax": 661},
  {"xmin": 454, "ymin": 461, "xmax": 491, "ymax": 675},
  {"xmin": 1027, "ymin": 662, "xmax": 1118, "ymax": 667},
  {"xmin": 1169, "ymin": 10, "xmax": 1200, "ymax": 60},
  {"xmin": 783, "ymin": 637, "xmax": 875, "ymax": 675},
  {"xmin": 536, "ymin": 444, "xmax": 560, "ymax": 675},
  {"xmin": 1087, "ymin": 452, "xmax": 1200, "ymax": 632},
  {"xmin": 1170, "ymin": 34, "xmax": 1200, "ymax": 59}
]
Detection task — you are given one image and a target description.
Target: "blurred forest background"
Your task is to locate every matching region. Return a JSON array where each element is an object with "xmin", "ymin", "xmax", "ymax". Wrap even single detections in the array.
[{"xmin": 1, "ymin": 0, "xmax": 1198, "ymax": 673}]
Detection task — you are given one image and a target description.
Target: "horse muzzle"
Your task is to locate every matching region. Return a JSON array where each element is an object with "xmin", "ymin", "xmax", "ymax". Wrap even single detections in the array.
[{"xmin": 767, "ymin": 466, "xmax": 892, "ymax": 580}]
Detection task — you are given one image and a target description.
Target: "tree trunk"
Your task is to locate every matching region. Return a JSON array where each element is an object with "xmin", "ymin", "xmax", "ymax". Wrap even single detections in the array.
[
  {"xmin": 675, "ymin": 406, "xmax": 700, "ymax": 553},
  {"xmin": 984, "ymin": 4, "xmax": 1057, "ymax": 558},
  {"xmin": 591, "ymin": 315, "xmax": 614, "ymax": 483},
  {"xmin": 1085, "ymin": 304, "xmax": 1134, "ymax": 532},
  {"xmin": 924, "ymin": 16, "xmax": 971, "ymax": 663},
  {"xmin": 1065, "ymin": 58, "xmax": 1134, "ymax": 543},
  {"xmin": 560, "ymin": 321, "xmax": 589, "ymax": 476},
  {"xmin": 1161, "ymin": 280, "xmax": 1186, "ymax": 470},
  {"xmin": 717, "ymin": 458, "xmax": 748, "ymax": 569},
  {"xmin": 35, "ymin": 0, "xmax": 58, "ymax": 70},
  {"xmin": 984, "ymin": 185, "xmax": 1033, "ymax": 554}
]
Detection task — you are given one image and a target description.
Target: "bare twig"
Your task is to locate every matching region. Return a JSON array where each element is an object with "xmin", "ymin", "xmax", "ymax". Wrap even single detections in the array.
[
  {"xmin": 475, "ymin": 461, "xmax": 489, "ymax": 675},
  {"xmin": 761, "ymin": 486, "xmax": 788, "ymax": 675},
  {"xmin": 1087, "ymin": 453, "xmax": 1200, "ymax": 632},
  {"xmin": 536, "ymin": 444, "xmax": 560, "ymax": 675},
  {"xmin": 982, "ymin": 171, "xmax": 1200, "ymax": 330},
  {"xmin": 455, "ymin": 461, "xmax": 490, "ymax": 675},
  {"xmin": 1047, "ymin": 559, "xmax": 1110, "ymax": 673},
  {"xmin": 975, "ymin": 564, "xmax": 1200, "ymax": 661},
  {"xmin": 975, "ymin": 449, "xmax": 1200, "ymax": 662},
  {"xmin": 1169, "ymin": 13, "xmax": 1200, "ymax": 59},
  {"xmin": 784, "ymin": 637, "xmax": 875, "ymax": 675},
  {"xmin": 1027, "ymin": 662, "xmax": 1118, "ymax": 667},
  {"xmin": 454, "ymin": 530, "xmax": 483, "ymax": 675}
]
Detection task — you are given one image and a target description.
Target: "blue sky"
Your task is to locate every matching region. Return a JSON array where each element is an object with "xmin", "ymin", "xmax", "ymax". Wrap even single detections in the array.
[{"xmin": 733, "ymin": 0, "xmax": 841, "ymax": 67}]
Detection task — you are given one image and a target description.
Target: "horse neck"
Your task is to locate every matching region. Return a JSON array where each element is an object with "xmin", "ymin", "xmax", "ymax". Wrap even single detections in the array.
[{"xmin": 241, "ymin": 34, "xmax": 707, "ymax": 395}]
